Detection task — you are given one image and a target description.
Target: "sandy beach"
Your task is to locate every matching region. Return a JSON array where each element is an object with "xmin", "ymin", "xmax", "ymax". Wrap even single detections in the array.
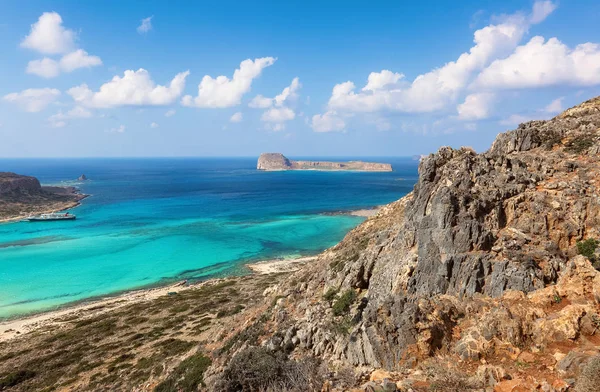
[{"xmin": 0, "ymin": 255, "xmax": 313, "ymax": 343}]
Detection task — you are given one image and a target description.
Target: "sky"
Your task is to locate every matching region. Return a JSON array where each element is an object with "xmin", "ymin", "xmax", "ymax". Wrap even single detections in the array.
[{"xmin": 0, "ymin": 0, "xmax": 599, "ymax": 158}]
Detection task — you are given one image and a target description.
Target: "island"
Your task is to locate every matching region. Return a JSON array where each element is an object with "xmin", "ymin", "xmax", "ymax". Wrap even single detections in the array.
[
  {"xmin": 0, "ymin": 172, "xmax": 87, "ymax": 222},
  {"xmin": 256, "ymin": 153, "xmax": 392, "ymax": 171}
]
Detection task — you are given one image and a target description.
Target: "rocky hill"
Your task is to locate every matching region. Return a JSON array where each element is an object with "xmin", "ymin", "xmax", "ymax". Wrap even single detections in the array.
[
  {"xmin": 257, "ymin": 153, "xmax": 393, "ymax": 172},
  {"xmin": 0, "ymin": 172, "xmax": 86, "ymax": 221},
  {"xmin": 2, "ymin": 98, "xmax": 600, "ymax": 392},
  {"xmin": 212, "ymin": 97, "xmax": 600, "ymax": 390}
]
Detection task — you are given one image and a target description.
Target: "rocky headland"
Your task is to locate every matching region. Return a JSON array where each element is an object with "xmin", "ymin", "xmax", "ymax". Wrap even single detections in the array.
[
  {"xmin": 0, "ymin": 172, "xmax": 86, "ymax": 222},
  {"xmin": 257, "ymin": 153, "xmax": 393, "ymax": 172},
  {"xmin": 2, "ymin": 97, "xmax": 600, "ymax": 391}
]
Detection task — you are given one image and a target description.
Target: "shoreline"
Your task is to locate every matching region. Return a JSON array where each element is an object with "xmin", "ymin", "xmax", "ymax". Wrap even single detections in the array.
[
  {"xmin": 0, "ymin": 255, "xmax": 312, "ymax": 343},
  {"xmin": 0, "ymin": 187, "xmax": 88, "ymax": 224}
]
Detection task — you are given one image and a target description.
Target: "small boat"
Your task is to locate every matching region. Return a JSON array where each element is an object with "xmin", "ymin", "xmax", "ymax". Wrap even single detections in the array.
[{"xmin": 26, "ymin": 212, "xmax": 76, "ymax": 222}]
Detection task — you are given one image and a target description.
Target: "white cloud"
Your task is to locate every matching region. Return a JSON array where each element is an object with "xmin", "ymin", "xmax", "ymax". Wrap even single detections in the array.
[
  {"xmin": 21, "ymin": 13, "xmax": 102, "ymax": 78},
  {"xmin": 315, "ymin": 1, "xmax": 557, "ymax": 129},
  {"xmin": 474, "ymin": 37, "xmax": 600, "ymax": 89},
  {"xmin": 68, "ymin": 69, "xmax": 190, "ymax": 108},
  {"xmin": 500, "ymin": 114, "xmax": 537, "ymax": 126},
  {"xmin": 362, "ymin": 70, "xmax": 404, "ymax": 91},
  {"xmin": 249, "ymin": 78, "xmax": 301, "ymax": 130},
  {"xmin": 530, "ymin": 0, "xmax": 557, "ymax": 24},
  {"xmin": 261, "ymin": 107, "xmax": 295, "ymax": 123},
  {"xmin": 274, "ymin": 77, "xmax": 301, "ymax": 106},
  {"xmin": 230, "ymin": 112, "xmax": 243, "ymax": 123},
  {"xmin": 59, "ymin": 49, "xmax": 102, "ymax": 72},
  {"xmin": 457, "ymin": 92, "xmax": 495, "ymax": 120},
  {"xmin": 248, "ymin": 95, "xmax": 273, "ymax": 109},
  {"xmin": 26, "ymin": 58, "xmax": 60, "ymax": 78},
  {"xmin": 21, "ymin": 12, "xmax": 75, "ymax": 55},
  {"xmin": 165, "ymin": 109, "xmax": 176, "ymax": 117},
  {"xmin": 311, "ymin": 111, "xmax": 346, "ymax": 133},
  {"xmin": 26, "ymin": 50, "xmax": 102, "ymax": 78},
  {"xmin": 544, "ymin": 97, "xmax": 564, "ymax": 113},
  {"xmin": 137, "ymin": 16, "xmax": 153, "ymax": 34},
  {"xmin": 48, "ymin": 106, "xmax": 93, "ymax": 128},
  {"xmin": 150, "ymin": 122, "xmax": 159, "ymax": 128},
  {"xmin": 3, "ymin": 88, "xmax": 60, "ymax": 112},
  {"xmin": 181, "ymin": 57, "xmax": 276, "ymax": 108},
  {"xmin": 107, "ymin": 125, "xmax": 126, "ymax": 133}
]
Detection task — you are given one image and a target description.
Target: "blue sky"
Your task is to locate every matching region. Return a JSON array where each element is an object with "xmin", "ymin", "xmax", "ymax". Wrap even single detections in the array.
[{"xmin": 1, "ymin": 0, "xmax": 599, "ymax": 157}]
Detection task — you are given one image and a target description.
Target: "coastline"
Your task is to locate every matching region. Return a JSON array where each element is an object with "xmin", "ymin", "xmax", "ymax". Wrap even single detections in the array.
[
  {"xmin": 0, "ymin": 204, "xmax": 379, "ymax": 342},
  {"xmin": 0, "ymin": 187, "xmax": 88, "ymax": 224},
  {"xmin": 0, "ymin": 255, "xmax": 312, "ymax": 343}
]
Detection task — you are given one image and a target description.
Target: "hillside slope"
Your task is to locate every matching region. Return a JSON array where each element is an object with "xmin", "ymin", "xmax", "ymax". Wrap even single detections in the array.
[{"xmin": 211, "ymin": 97, "xmax": 600, "ymax": 391}]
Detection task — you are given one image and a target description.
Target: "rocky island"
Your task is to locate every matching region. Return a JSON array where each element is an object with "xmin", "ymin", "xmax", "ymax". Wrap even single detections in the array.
[
  {"xmin": 0, "ymin": 172, "xmax": 86, "ymax": 222},
  {"xmin": 2, "ymin": 97, "xmax": 600, "ymax": 391},
  {"xmin": 257, "ymin": 153, "xmax": 393, "ymax": 172}
]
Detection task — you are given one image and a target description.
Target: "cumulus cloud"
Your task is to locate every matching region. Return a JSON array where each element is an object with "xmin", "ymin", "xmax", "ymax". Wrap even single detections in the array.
[
  {"xmin": 362, "ymin": 70, "xmax": 404, "ymax": 91},
  {"xmin": 311, "ymin": 111, "xmax": 346, "ymax": 133},
  {"xmin": 457, "ymin": 92, "xmax": 495, "ymax": 120},
  {"xmin": 261, "ymin": 107, "xmax": 295, "ymax": 123},
  {"xmin": 150, "ymin": 122, "xmax": 159, "ymax": 128},
  {"xmin": 230, "ymin": 112, "xmax": 243, "ymax": 123},
  {"xmin": 3, "ymin": 88, "xmax": 60, "ymax": 112},
  {"xmin": 68, "ymin": 69, "xmax": 190, "ymax": 108},
  {"xmin": 248, "ymin": 95, "xmax": 273, "ymax": 109},
  {"xmin": 26, "ymin": 50, "xmax": 102, "ymax": 78},
  {"xmin": 137, "ymin": 16, "xmax": 153, "ymax": 34},
  {"xmin": 21, "ymin": 12, "xmax": 75, "ymax": 54},
  {"xmin": 314, "ymin": 1, "xmax": 557, "ymax": 130},
  {"xmin": 21, "ymin": 13, "xmax": 102, "ymax": 78},
  {"xmin": 474, "ymin": 37, "xmax": 600, "ymax": 89},
  {"xmin": 26, "ymin": 58, "xmax": 60, "ymax": 78},
  {"xmin": 107, "ymin": 125, "xmax": 126, "ymax": 133},
  {"xmin": 544, "ymin": 97, "xmax": 564, "ymax": 113},
  {"xmin": 249, "ymin": 77, "xmax": 301, "ymax": 130},
  {"xmin": 48, "ymin": 106, "xmax": 93, "ymax": 128},
  {"xmin": 165, "ymin": 109, "xmax": 176, "ymax": 117},
  {"xmin": 181, "ymin": 57, "xmax": 276, "ymax": 108},
  {"xmin": 530, "ymin": 0, "xmax": 557, "ymax": 24}
]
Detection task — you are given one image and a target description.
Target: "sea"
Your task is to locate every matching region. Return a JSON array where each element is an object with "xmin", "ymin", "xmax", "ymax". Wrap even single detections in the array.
[{"xmin": 0, "ymin": 158, "xmax": 418, "ymax": 319}]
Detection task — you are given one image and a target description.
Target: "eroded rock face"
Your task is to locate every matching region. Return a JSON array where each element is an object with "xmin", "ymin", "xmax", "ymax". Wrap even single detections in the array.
[
  {"xmin": 211, "ymin": 97, "xmax": 600, "ymax": 390},
  {"xmin": 0, "ymin": 172, "xmax": 42, "ymax": 195}
]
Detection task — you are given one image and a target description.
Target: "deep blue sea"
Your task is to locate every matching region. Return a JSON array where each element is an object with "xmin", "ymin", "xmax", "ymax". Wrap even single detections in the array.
[{"xmin": 0, "ymin": 158, "xmax": 418, "ymax": 318}]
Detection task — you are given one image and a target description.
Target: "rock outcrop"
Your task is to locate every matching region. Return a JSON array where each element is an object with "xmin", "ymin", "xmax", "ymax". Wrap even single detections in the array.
[
  {"xmin": 211, "ymin": 97, "xmax": 600, "ymax": 391},
  {"xmin": 257, "ymin": 153, "xmax": 393, "ymax": 172},
  {"xmin": 0, "ymin": 172, "xmax": 86, "ymax": 221},
  {"xmin": 77, "ymin": 174, "xmax": 88, "ymax": 181}
]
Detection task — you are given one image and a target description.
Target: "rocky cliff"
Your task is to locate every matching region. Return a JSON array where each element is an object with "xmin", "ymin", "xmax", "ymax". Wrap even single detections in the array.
[
  {"xmin": 211, "ymin": 97, "xmax": 600, "ymax": 391},
  {"xmin": 257, "ymin": 153, "xmax": 393, "ymax": 172},
  {"xmin": 0, "ymin": 172, "xmax": 86, "ymax": 221}
]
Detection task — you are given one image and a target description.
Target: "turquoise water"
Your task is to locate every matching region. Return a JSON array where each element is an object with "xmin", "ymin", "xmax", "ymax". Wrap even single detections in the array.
[{"xmin": 0, "ymin": 158, "xmax": 417, "ymax": 318}]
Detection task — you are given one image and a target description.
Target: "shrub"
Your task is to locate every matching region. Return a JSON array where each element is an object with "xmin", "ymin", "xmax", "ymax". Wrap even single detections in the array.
[
  {"xmin": 565, "ymin": 135, "xmax": 595, "ymax": 154},
  {"xmin": 215, "ymin": 347, "xmax": 323, "ymax": 392},
  {"xmin": 155, "ymin": 352, "xmax": 211, "ymax": 392},
  {"xmin": 576, "ymin": 239, "xmax": 599, "ymax": 261},
  {"xmin": 332, "ymin": 290, "xmax": 357, "ymax": 316},
  {"xmin": 323, "ymin": 287, "xmax": 338, "ymax": 302},
  {"xmin": 0, "ymin": 370, "xmax": 36, "ymax": 388}
]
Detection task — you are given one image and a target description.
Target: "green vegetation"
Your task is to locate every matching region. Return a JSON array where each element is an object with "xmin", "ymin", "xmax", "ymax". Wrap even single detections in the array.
[
  {"xmin": 332, "ymin": 289, "xmax": 357, "ymax": 316},
  {"xmin": 323, "ymin": 287, "xmax": 338, "ymax": 302},
  {"xmin": 215, "ymin": 347, "xmax": 324, "ymax": 392},
  {"xmin": 331, "ymin": 316, "xmax": 355, "ymax": 335},
  {"xmin": 0, "ymin": 370, "xmax": 36, "ymax": 388},
  {"xmin": 576, "ymin": 238, "xmax": 599, "ymax": 262},
  {"xmin": 565, "ymin": 135, "xmax": 596, "ymax": 154},
  {"xmin": 542, "ymin": 130, "xmax": 562, "ymax": 150},
  {"xmin": 154, "ymin": 353, "xmax": 211, "ymax": 392}
]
